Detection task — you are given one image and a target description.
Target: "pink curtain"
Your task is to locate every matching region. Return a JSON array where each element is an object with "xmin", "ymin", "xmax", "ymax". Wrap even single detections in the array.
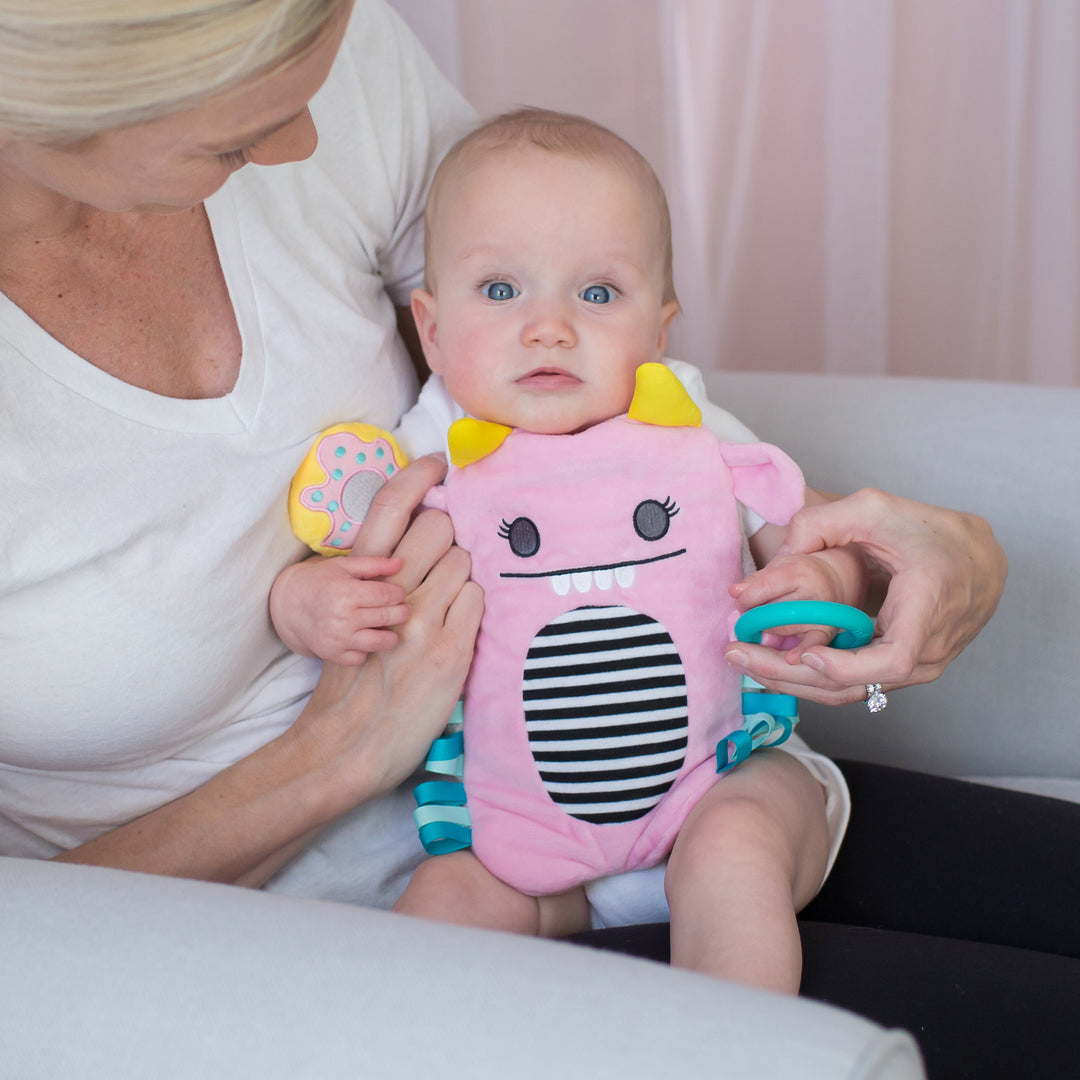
[{"xmin": 390, "ymin": 0, "xmax": 1079, "ymax": 385}]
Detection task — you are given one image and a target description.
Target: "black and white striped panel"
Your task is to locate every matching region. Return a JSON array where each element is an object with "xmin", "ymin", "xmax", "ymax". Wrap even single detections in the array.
[{"xmin": 523, "ymin": 605, "xmax": 688, "ymax": 824}]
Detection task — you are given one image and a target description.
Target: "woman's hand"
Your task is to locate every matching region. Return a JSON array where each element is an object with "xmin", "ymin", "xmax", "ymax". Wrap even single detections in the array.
[
  {"xmin": 295, "ymin": 454, "xmax": 484, "ymax": 800},
  {"xmin": 723, "ymin": 488, "xmax": 1007, "ymax": 705}
]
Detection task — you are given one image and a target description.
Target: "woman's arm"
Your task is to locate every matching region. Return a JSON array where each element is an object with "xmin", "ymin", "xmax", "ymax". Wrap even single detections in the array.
[
  {"xmin": 723, "ymin": 488, "xmax": 1007, "ymax": 705},
  {"xmin": 54, "ymin": 456, "xmax": 483, "ymax": 886}
]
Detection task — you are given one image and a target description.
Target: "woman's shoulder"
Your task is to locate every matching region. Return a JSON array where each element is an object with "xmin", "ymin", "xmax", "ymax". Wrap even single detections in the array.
[{"xmin": 323, "ymin": 0, "xmax": 475, "ymax": 148}]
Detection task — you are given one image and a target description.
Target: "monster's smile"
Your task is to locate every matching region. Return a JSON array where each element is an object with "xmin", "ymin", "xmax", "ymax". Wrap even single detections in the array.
[{"xmin": 500, "ymin": 548, "xmax": 686, "ymax": 595}]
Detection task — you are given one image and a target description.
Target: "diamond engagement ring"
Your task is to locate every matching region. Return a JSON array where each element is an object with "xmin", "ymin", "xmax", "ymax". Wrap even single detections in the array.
[{"xmin": 865, "ymin": 683, "xmax": 888, "ymax": 714}]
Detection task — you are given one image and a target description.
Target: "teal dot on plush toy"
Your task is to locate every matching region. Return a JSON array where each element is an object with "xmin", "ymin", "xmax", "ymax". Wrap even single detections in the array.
[
  {"xmin": 311, "ymin": 491, "xmax": 323, "ymax": 503},
  {"xmin": 334, "ymin": 445, "xmax": 346, "ymax": 458},
  {"xmin": 376, "ymin": 447, "xmax": 385, "ymax": 459},
  {"xmin": 328, "ymin": 501, "xmax": 339, "ymax": 512},
  {"xmin": 386, "ymin": 464, "xmax": 395, "ymax": 475},
  {"xmin": 332, "ymin": 468, "xmax": 343, "ymax": 481},
  {"xmin": 356, "ymin": 452, "xmax": 367, "ymax": 464},
  {"xmin": 342, "ymin": 521, "xmax": 352, "ymax": 532}
]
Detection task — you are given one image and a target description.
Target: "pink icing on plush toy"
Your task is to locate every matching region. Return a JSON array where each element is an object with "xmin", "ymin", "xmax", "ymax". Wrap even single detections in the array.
[{"xmin": 429, "ymin": 364, "xmax": 805, "ymax": 895}]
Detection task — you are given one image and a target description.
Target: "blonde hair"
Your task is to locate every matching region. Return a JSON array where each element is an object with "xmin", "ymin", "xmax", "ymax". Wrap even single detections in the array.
[
  {"xmin": 425, "ymin": 107, "xmax": 678, "ymax": 305},
  {"xmin": 0, "ymin": 0, "xmax": 347, "ymax": 143}
]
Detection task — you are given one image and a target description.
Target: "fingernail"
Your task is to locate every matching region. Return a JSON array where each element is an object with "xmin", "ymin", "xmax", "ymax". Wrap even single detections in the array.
[
  {"xmin": 800, "ymin": 653, "xmax": 825, "ymax": 672},
  {"xmin": 725, "ymin": 649, "xmax": 748, "ymax": 669}
]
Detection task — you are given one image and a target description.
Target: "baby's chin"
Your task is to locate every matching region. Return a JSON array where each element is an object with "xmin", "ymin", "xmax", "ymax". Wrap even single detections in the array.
[
  {"xmin": 503, "ymin": 414, "xmax": 604, "ymax": 436},
  {"xmin": 491, "ymin": 400, "xmax": 632, "ymax": 436}
]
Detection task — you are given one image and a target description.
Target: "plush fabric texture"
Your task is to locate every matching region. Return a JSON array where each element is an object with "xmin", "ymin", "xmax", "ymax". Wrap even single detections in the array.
[{"xmin": 439, "ymin": 409, "xmax": 804, "ymax": 894}]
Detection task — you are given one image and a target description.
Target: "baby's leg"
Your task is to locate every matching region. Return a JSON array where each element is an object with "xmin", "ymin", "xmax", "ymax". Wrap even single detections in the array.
[
  {"xmin": 394, "ymin": 850, "xmax": 591, "ymax": 939},
  {"xmin": 665, "ymin": 749, "xmax": 830, "ymax": 993}
]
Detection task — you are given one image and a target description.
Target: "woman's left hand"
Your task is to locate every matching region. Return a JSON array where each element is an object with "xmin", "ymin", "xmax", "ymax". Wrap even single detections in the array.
[{"xmin": 723, "ymin": 488, "xmax": 1008, "ymax": 706}]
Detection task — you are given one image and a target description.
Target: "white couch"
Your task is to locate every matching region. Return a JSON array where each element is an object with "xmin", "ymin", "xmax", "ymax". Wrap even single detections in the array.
[{"xmin": 3, "ymin": 373, "xmax": 1076, "ymax": 1079}]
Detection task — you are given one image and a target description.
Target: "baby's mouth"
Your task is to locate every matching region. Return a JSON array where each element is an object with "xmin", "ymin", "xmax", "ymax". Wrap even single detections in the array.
[{"xmin": 515, "ymin": 368, "xmax": 581, "ymax": 388}]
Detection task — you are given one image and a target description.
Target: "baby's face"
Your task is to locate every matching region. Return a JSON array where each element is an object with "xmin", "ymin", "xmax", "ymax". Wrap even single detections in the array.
[{"xmin": 412, "ymin": 145, "xmax": 678, "ymax": 434}]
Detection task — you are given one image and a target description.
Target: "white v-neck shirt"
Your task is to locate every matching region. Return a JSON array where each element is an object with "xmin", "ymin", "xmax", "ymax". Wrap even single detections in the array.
[{"xmin": 0, "ymin": 0, "xmax": 474, "ymax": 858}]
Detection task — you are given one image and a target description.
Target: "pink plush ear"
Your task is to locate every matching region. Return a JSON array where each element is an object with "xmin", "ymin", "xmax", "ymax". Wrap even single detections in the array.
[{"xmin": 719, "ymin": 442, "xmax": 805, "ymax": 526}]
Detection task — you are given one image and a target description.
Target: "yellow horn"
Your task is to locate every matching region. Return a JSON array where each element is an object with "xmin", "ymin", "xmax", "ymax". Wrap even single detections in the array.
[
  {"xmin": 448, "ymin": 417, "xmax": 514, "ymax": 467},
  {"xmin": 627, "ymin": 363, "xmax": 702, "ymax": 428}
]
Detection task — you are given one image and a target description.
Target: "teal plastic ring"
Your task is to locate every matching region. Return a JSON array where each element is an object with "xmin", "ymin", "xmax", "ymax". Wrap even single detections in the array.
[{"xmin": 734, "ymin": 601, "xmax": 873, "ymax": 650}]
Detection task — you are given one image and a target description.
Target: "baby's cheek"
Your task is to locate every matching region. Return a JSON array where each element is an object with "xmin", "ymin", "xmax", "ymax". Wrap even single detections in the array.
[
  {"xmin": 439, "ymin": 339, "xmax": 502, "ymax": 418},
  {"xmin": 607, "ymin": 364, "xmax": 641, "ymax": 415}
]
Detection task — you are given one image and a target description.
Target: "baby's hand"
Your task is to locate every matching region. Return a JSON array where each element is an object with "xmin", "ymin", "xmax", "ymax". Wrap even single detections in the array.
[
  {"xmin": 731, "ymin": 548, "xmax": 867, "ymax": 662},
  {"xmin": 270, "ymin": 555, "xmax": 409, "ymax": 665}
]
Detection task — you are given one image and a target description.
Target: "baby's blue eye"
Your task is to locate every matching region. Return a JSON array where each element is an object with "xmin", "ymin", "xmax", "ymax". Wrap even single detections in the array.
[
  {"xmin": 484, "ymin": 281, "xmax": 519, "ymax": 301},
  {"xmin": 581, "ymin": 285, "xmax": 612, "ymax": 304}
]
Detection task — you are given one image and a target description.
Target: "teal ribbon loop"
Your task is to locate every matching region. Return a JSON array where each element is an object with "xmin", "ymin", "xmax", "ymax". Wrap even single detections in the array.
[
  {"xmin": 414, "ymin": 703, "xmax": 472, "ymax": 855},
  {"xmin": 718, "ymin": 675, "xmax": 801, "ymax": 773}
]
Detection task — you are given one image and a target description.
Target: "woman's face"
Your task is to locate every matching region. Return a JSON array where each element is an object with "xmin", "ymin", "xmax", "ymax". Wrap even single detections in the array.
[{"xmin": 0, "ymin": 4, "xmax": 351, "ymax": 214}]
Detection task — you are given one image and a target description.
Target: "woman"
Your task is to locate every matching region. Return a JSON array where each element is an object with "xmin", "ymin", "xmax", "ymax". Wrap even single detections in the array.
[
  {"xmin": 6, "ymin": 4, "xmax": 1058, "ymax": 1058},
  {"xmin": 0, "ymin": 0, "xmax": 483, "ymax": 892}
]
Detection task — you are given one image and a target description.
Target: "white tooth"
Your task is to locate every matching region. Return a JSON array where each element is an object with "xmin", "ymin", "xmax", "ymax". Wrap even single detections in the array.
[
  {"xmin": 572, "ymin": 571, "xmax": 592, "ymax": 593},
  {"xmin": 615, "ymin": 565, "xmax": 636, "ymax": 588},
  {"xmin": 551, "ymin": 574, "xmax": 571, "ymax": 596},
  {"xmin": 594, "ymin": 568, "xmax": 614, "ymax": 590}
]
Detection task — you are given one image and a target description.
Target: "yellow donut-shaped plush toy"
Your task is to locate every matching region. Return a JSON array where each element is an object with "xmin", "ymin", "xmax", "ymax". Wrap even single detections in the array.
[{"xmin": 288, "ymin": 423, "xmax": 409, "ymax": 555}]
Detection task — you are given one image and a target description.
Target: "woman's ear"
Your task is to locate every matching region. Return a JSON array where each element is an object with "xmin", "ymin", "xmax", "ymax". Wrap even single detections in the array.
[{"xmin": 410, "ymin": 287, "xmax": 442, "ymax": 374}]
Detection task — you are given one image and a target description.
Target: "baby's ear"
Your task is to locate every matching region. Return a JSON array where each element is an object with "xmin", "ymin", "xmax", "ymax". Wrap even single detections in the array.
[
  {"xmin": 720, "ymin": 442, "xmax": 805, "ymax": 526},
  {"xmin": 410, "ymin": 287, "xmax": 441, "ymax": 373},
  {"xmin": 656, "ymin": 299, "xmax": 680, "ymax": 356}
]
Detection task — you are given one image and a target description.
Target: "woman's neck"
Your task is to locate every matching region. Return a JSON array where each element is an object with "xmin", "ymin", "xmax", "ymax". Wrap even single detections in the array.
[
  {"xmin": 0, "ymin": 172, "xmax": 242, "ymax": 399},
  {"xmin": 0, "ymin": 158, "xmax": 97, "ymax": 245}
]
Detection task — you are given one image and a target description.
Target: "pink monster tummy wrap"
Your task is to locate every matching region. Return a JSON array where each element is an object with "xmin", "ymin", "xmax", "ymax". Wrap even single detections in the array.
[{"xmin": 433, "ymin": 397, "xmax": 805, "ymax": 895}]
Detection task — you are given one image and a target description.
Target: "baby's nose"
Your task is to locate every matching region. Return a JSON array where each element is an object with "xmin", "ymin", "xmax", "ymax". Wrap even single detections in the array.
[{"xmin": 523, "ymin": 301, "xmax": 577, "ymax": 348}]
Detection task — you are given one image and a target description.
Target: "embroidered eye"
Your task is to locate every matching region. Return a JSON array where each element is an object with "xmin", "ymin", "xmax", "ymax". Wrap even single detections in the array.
[
  {"xmin": 498, "ymin": 516, "xmax": 540, "ymax": 557},
  {"xmin": 580, "ymin": 284, "xmax": 612, "ymax": 304},
  {"xmin": 484, "ymin": 281, "xmax": 519, "ymax": 301},
  {"xmin": 633, "ymin": 497, "xmax": 678, "ymax": 541}
]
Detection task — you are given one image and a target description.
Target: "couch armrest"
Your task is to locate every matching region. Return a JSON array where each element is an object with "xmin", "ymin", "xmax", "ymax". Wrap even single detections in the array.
[{"xmin": 0, "ymin": 858, "xmax": 923, "ymax": 1079}]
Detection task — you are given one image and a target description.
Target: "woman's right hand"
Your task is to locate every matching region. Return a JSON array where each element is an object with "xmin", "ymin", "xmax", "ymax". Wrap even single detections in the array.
[{"xmin": 296, "ymin": 454, "xmax": 484, "ymax": 803}]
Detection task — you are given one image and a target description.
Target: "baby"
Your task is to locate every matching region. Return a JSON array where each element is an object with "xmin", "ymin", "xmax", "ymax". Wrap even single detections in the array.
[{"xmin": 272, "ymin": 110, "xmax": 865, "ymax": 992}]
